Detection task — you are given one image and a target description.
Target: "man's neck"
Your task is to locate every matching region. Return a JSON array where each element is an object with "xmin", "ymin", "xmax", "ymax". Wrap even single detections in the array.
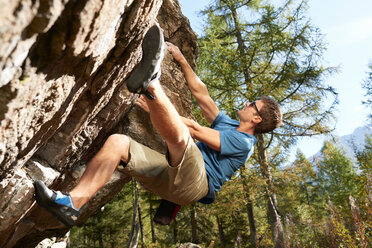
[{"xmin": 237, "ymin": 122, "xmax": 255, "ymax": 135}]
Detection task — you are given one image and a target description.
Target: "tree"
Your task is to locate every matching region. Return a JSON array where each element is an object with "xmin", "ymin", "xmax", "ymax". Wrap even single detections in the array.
[
  {"xmin": 276, "ymin": 151, "xmax": 323, "ymax": 246},
  {"xmin": 278, "ymin": 151, "xmax": 318, "ymax": 219},
  {"xmin": 315, "ymin": 141, "xmax": 360, "ymax": 211},
  {"xmin": 362, "ymin": 63, "xmax": 372, "ymax": 126},
  {"xmin": 355, "ymin": 135, "xmax": 372, "ymax": 197},
  {"xmin": 197, "ymin": 0, "xmax": 338, "ymax": 246},
  {"xmin": 190, "ymin": 204, "xmax": 199, "ymax": 243},
  {"xmin": 70, "ymin": 182, "xmax": 135, "ymax": 247},
  {"xmin": 211, "ymin": 176, "xmax": 251, "ymax": 246},
  {"xmin": 240, "ymin": 166, "xmax": 259, "ymax": 247}
]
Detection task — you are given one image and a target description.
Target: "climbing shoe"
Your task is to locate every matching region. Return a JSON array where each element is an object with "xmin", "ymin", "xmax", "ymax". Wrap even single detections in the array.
[
  {"xmin": 126, "ymin": 23, "xmax": 165, "ymax": 100},
  {"xmin": 34, "ymin": 180, "xmax": 80, "ymax": 226},
  {"xmin": 153, "ymin": 199, "xmax": 181, "ymax": 225}
]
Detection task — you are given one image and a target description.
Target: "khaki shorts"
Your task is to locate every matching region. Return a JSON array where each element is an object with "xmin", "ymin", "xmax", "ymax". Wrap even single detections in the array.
[{"xmin": 117, "ymin": 137, "xmax": 209, "ymax": 205}]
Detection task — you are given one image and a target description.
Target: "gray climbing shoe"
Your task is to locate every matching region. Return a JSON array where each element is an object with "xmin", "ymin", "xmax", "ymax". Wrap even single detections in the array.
[
  {"xmin": 126, "ymin": 24, "xmax": 165, "ymax": 99},
  {"xmin": 34, "ymin": 180, "xmax": 80, "ymax": 226}
]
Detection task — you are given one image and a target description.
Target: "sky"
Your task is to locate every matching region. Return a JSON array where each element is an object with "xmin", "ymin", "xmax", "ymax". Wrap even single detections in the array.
[{"xmin": 178, "ymin": 0, "xmax": 372, "ymax": 158}]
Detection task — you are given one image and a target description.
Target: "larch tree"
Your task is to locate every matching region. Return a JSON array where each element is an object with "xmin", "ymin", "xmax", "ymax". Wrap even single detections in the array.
[
  {"xmin": 278, "ymin": 151, "xmax": 317, "ymax": 220},
  {"xmin": 197, "ymin": 0, "xmax": 338, "ymax": 247},
  {"xmin": 355, "ymin": 136, "xmax": 372, "ymax": 197},
  {"xmin": 315, "ymin": 141, "xmax": 360, "ymax": 213},
  {"xmin": 362, "ymin": 63, "xmax": 372, "ymax": 126}
]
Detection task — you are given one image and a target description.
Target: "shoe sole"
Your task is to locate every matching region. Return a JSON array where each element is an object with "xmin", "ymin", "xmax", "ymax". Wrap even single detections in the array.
[
  {"xmin": 126, "ymin": 24, "xmax": 165, "ymax": 93},
  {"xmin": 154, "ymin": 199, "xmax": 181, "ymax": 225},
  {"xmin": 34, "ymin": 180, "xmax": 77, "ymax": 226}
]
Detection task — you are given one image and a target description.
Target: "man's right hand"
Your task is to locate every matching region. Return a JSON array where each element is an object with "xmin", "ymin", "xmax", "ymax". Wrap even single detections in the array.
[
  {"xmin": 136, "ymin": 95, "xmax": 150, "ymax": 113},
  {"xmin": 166, "ymin": 42, "xmax": 186, "ymax": 64}
]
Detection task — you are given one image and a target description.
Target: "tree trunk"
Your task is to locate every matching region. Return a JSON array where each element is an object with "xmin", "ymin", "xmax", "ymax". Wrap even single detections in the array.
[
  {"xmin": 234, "ymin": 229, "xmax": 242, "ymax": 248},
  {"xmin": 349, "ymin": 195, "xmax": 368, "ymax": 248},
  {"xmin": 228, "ymin": 2, "xmax": 261, "ymax": 246},
  {"xmin": 99, "ymin": 232, "xmax": 104, "ymax": 248},
  {"xmin": 98, "ymin": 215, "xmax": 104, "ymax": 248},
  {"xmin": 190, "ymin": 204, "xmax": 199, "ymax": 244},
  {"xmin": 227, "ymin": 7, "xmax": 285, "ymax": 244},
  {"xmin": 138, "ymin": 198, "xmax": 145, "ymax": 248},
  {"xmin": 367, "ymin": 174, "xmax": 372, "ymax": 206},
  {"xmin": 83, "ymin": 226, "xmax": 88, "ymax": 246},
  {"xmin": 110, "ymin": 227, "xmax": 115, "ymax": 248},
  {"xmin": 131, "ymin": 222, "xmax": 140, "ymax": 248},
  {"xmin": 149, "ymin": 195, "xmax": 156, "ymax": 243},
  {"xmin": 246, "ymin": 193, "xmax": 258, "ymax": 247},
  {"xmin": 216, "ymin": 216, "xmax": 226, "ymax": 247},
  {"xmin": 173, "ymin": 216, "xmax": 178, "ymax": 243},
  {"xmin": 256, "ymin": 134, "xmax": 286, "ymax": 248},
  {"xmin": 127, "ymin": 181, "xmax": 139, "ymax": 248},
  {"xmin": 240, "ymin": 168, "xmax": 258, "ymax": 247},
  {"xmin": 229, "ymin": 3, "xmax": 252, "ymax": 84}
]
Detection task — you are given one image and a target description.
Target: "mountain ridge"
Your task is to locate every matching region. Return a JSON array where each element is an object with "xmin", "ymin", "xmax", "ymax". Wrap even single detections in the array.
[{"xmin": 311, "ymin": 126, "xmax": 372, "ymax": 163}]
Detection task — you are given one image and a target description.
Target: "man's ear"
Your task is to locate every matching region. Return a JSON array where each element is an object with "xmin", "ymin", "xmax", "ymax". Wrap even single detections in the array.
[{"xmin": 253, "ymin": 115, "xmax": 262, "ymax": 125}]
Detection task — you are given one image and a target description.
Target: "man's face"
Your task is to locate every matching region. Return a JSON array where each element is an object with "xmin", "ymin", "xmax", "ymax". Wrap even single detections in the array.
[{"xmin": 238, "ymin": 100, "xmax": 264, "ymax": 122}]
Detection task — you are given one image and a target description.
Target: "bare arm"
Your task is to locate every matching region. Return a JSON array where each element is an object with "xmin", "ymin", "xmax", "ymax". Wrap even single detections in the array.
[
  {"xmin": 136, "ymin": 97, "xmax": 220, "ymax": 151},
  {"xmin": 167, "ymin": 42, "xmax": 219, "ymax": 124},
  {"xmin": 181, "ymin": 117, "xmax": 220, "ymax": 152}
]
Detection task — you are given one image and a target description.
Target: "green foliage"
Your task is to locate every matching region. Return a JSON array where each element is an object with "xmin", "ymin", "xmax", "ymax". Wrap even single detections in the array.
[
  {"xmin": 277, "ymin": 151, "xmax": 319, "ymax": 219},
  {"xmin": 315, "ymin": 141, "xmax": 361, "ymax": 209},
  {"xmin": 355, "ymin": 135, "xmax": 372, "ymax": 181},
  {"xmin": 69, "ymin": 144, "xmax": 371, "ymax": 247},
  {"xmin": 196, "ymin": 2, "xmax": 339, "ymax": 243},
  {"xmin": 198, "ymin": 0, "xmax": 338, "ymax": 151},
  {"xmin": 70, "ymin": 182, "xmax": 134, "ymax": 247},
  {"xmin": 272, "ymin": 142, "xmax": 371, "ymax": 247},
  {"xmin": 362, "ymin": 63, "xmax": 372, "ymax": 126}
]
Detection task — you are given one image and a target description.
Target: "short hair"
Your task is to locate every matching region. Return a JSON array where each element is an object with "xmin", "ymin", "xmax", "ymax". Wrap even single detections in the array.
[{"xmin": 254, "ymin": 96, "xmax": 282, "ymax": 134}]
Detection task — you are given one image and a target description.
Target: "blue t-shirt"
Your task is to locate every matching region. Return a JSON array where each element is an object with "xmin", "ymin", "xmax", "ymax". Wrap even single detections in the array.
[{"xmin": 198, "ymin": 112, "xmax": 257, "ymax": 204}]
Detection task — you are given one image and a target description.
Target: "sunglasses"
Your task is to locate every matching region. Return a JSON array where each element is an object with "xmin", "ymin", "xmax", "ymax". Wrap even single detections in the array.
[{"xmin": 249, "ymin": 101, "xmax": 262, "ymax": 118}]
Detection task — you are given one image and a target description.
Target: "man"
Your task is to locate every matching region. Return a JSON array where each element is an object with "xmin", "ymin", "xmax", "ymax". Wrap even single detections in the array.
[{"xmin": 34, "ymin": 24, "xmax": 282, "ymax": 226}]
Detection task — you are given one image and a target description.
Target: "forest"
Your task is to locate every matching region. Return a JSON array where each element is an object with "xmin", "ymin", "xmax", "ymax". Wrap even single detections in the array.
[{"xmin": 69, "ymin": 0, "xmax": 371, "ymax": 247}]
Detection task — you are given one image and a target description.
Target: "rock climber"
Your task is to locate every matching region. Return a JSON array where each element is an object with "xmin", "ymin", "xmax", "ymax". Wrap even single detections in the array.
[{"xmin": 34, "ymin": 24, "xmax": 282, "ymax": 226}]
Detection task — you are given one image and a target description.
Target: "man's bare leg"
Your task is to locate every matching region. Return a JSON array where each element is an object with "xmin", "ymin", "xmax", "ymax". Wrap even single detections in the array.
[
  {"xmin": 69, "ymin": 134, "xmax": 130, "ymax": 209},
  {"xmin": 144, "ymin": 79, "xmax": 190, "ymax": 166},
  {"xmin": 69, "ymin": 79, "xmax": 188, "ymax": 208},
  {"xmin": 69, "ymin": 78, "xmax": 186, "ymax": 208},
  {"xmin": 33, "ymin": 134, "xmax": 131, "ymax": 225},
  {"xmin": 33, "ymin": 81, "xmax": 187, "ymax": 227}
]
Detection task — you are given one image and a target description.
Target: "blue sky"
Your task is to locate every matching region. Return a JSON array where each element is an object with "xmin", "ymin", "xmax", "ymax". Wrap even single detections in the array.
[{"xmin": 178, "ymin": 0, "xmax": 372, "ymax": 158}]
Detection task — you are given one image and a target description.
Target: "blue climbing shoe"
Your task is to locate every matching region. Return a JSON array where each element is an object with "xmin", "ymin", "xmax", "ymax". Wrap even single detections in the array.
[
  {"xmin": 34, "ymin": 180, "xmax": 80, "ymax": 226},
  {"xmin": 126, "ymin": 24, "xmax": 165, "ymax": 100}
]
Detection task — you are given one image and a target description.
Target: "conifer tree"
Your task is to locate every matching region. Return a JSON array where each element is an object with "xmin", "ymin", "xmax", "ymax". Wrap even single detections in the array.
[
  {"xmin": 362, "ymin": 63, "xmax": 372, "ymax": 126},
  {"xmin": 315, "ymin": 141, "xmax": 360, "ymax": 212},
  {"xmin": 355, "ymin": 135, "xmax": 372, "ymax": 196},
  {"xmin": 197, "ymin": 0, "xmax": 337, "ymax": 246},
  {"xmin": 278, "ymin": 151, "xmax": 317, "ymax": 220}
]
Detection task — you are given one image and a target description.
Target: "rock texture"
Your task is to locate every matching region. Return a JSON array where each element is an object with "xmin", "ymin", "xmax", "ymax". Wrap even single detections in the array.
[{"xmin": 0, "ymin": 0, "xmax": 198, "ymax": 247}]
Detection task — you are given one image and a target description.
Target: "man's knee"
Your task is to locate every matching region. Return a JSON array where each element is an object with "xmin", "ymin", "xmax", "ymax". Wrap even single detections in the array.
[
  {"xmin": 106, "ymin": 134, "xmax": 129, "ymax": 146},
  {"xmin": 105, "ymin": 134, "xmax": 130, "ymax": 160},
  {"xmin": 168, "ymin": 126, "xmax": 190, "ymax": 149}
]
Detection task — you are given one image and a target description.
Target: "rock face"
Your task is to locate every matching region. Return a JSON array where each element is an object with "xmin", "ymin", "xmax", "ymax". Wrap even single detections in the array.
[{"xmin": 0, "ymin": 0, "xmax": 198, "ymax": 247}]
